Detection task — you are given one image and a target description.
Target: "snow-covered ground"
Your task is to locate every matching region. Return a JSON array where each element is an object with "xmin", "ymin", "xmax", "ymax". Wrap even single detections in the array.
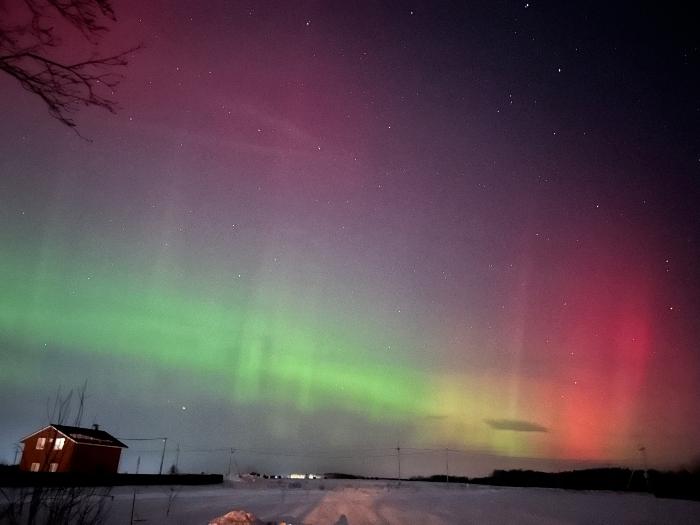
[{"xmin": 101, "ymin": 479, "xmax": 700, "ymax": 524}]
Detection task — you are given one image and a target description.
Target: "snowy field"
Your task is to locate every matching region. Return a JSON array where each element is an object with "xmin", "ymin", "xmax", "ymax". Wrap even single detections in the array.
[{"xmin": 101, "ymin": 479, "xmax": 700, "ymax": 524}]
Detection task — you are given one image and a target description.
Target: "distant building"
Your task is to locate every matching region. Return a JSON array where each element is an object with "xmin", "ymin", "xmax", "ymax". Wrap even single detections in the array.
[{"xmin": 19, "ymin": 424, "xmax": 127, "ymax": 474}]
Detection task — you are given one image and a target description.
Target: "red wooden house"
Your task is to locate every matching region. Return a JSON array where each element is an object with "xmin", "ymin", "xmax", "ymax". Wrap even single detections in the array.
[{"xmin": 19, "ymin": 424, "xmax": 127, "ymax": 474}]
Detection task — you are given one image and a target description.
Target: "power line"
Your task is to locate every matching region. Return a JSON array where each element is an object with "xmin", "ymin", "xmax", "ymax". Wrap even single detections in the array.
[
  {"xmin": 119, "ymin": 437, "xmax": 167, "ymax": 441},
  {"xmin": 125, "ymin": 441, "xmax": 609, "ymax": 464}
]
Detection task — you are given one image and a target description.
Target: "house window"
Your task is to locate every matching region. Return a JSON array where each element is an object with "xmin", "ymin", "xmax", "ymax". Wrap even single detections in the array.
[
  {"xmin": 36, "ymin": 437, "xmax": 46, "ymax": 450},
  {"xmin": 54, "ymin": 438, "xmax": 65, "ymax": 450},
  {"xmin": 49, "ymin": 463, "xmax": 58, "ymax": 472},
  {"xmin": 30, "ymin": 462, "xmax": 40, "ymax": 472}
]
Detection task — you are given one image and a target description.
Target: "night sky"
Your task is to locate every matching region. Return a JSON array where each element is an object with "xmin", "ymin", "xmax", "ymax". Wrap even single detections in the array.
[{"xmin": 1, "ymin": 1, "xmax": 699, "ymax": 477}]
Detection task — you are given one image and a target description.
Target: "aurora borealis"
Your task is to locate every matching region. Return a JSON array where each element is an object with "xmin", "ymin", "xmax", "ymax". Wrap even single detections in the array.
[{"xmin": 1, "ymin": 1, "xmax": 699, "ymax": 477}]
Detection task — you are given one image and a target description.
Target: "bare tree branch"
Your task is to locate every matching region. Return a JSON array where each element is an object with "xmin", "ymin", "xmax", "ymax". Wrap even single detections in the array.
[{"xmin": 0, "ymin": 0, "xmax": 137, "ymax": 137}]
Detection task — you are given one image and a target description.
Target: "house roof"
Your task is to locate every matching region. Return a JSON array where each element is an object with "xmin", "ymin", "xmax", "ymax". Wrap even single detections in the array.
[
  {"xmin": 52, "ymin": 424, "xmax": 128, "ymax": 448},
  {"xmin": 20, "ymin": 424, "xmax": 128, "ymax": 448}
]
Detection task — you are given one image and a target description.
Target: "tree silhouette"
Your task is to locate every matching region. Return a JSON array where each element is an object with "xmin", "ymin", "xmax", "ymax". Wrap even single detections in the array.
[{"xmin": 0, "ymin": 0, "xmax": 137, "ymax": 135}]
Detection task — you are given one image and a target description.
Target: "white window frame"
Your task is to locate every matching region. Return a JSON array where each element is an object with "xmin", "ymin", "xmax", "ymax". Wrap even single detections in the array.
[
  {"xmin": 54, "ymin": 437, "xmax": 65, "ymax": 450},
  {"xmin": 30, "ymin": 462, "xmax": 40, "ymax": 472},
  {"xmin": 49, "ymin": 462, "xmax": 58, "ymax": 472},
  {"xmin": 36, "ymin": 437, "xmax": 46, "ymax": 450}
]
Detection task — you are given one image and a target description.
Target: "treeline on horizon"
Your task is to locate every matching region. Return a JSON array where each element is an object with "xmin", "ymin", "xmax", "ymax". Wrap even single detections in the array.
[
  {"xmin": 3, "ymin": 464, "xmax": 698, "ymax": 501},
  {"xmin": 326, "ymin": 467, "xmax": 700, "ymax": 502}
]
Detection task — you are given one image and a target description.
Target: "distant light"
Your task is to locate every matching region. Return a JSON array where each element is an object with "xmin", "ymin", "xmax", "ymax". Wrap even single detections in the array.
[{"xmin": 288, "ymin": 473, "xmax": 322, "ymax": 479}]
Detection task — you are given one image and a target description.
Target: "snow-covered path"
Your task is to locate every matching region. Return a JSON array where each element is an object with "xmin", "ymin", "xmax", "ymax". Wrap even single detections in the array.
[{"xmin": 103, "ymin": 480, "xmax": 700, "ymax": 524}]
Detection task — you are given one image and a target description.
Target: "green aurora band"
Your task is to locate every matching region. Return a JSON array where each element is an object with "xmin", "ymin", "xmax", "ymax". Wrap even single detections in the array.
[{"xmin": 1, "ymin": 249, "xmax": 433, "ymax": 422}]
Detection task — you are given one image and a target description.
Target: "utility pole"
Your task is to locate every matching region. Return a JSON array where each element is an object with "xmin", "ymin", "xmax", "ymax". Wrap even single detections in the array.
[
  {"xmin": 626, "ymin": 444, "xmax": 649, "ymax": 490},
  {"xmin": 396, "ymin": 442, "xmax": 401, "ymax": 485},
  {"xmin": 227, "ymin": 448, "xmax": 240, "ymax": 478},
  {"xmin": 639, "ymin": 446, "xmax": 648, "ymax": 471},
  {"xmin": 233, "ymin": 448, "xmax": 240, "ymax": 476},
  {"xmin": 639, "ymin": 446, "xmax": 649, "ymax": 490},
  {"xmin": 159, "ymin": 437, "xmax": 168, "ymax": 475},
  {"xmin": 227, "ymin": 448, "xmax": 233, "ymax": 478},
  {"xmin": 175, "ymin": 442, "xmax": 180, "ymax": 473},
  {"xmin": 445, "ymin": 448, "xmax": 449, "ymax": 486}
]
